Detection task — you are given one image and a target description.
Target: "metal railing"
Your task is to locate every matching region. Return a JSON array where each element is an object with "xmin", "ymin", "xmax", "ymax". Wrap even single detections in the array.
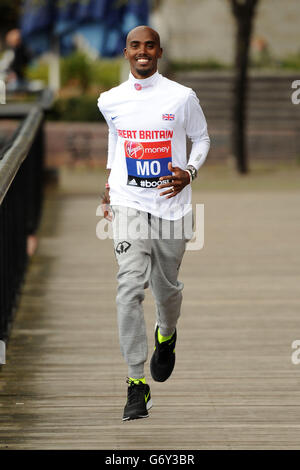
[{"xmin": 0, "ymin": 89, "xmax": 53, "ymax": 340}]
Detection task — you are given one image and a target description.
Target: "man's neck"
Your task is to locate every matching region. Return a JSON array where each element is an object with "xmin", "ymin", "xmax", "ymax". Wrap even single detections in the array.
[{"xmin": 130, "ymin": 69, "xmax": 158, "ymax": 80}]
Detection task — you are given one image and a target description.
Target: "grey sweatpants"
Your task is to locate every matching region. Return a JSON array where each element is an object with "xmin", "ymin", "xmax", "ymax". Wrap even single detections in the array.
[{"xmin": 111, "ymin": 205, "xmax": 191, "ymax": 379}]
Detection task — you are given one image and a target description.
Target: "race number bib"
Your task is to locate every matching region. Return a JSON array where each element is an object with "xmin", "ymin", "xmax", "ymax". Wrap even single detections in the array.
[{"xmin": 124, "ymin": 140, "xmax": 172, "ymax": 188}]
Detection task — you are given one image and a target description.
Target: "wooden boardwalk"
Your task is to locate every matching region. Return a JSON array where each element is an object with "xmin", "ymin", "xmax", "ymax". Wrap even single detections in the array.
[{"xmin": 1, "ymin": 172, "xmax": 300, "ymax": 449}]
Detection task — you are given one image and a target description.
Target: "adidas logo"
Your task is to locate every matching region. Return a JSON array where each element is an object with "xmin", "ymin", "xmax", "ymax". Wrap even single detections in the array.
[{"xmin": 129, "ymin": 178, "xmax": 138, "ymax": 186}]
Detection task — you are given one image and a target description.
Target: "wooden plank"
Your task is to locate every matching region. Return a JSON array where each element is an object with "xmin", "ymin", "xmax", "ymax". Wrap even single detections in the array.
[{"xmin": 0, "ymin": 182, "xmax": 300, "ymax": 449}]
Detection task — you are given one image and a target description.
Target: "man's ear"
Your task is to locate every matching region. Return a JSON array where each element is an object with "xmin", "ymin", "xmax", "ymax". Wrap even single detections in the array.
[
  {"xmin": 124, "ymin": 48, "xmax": 128, "ymax": 59},
  {"xmin": 158, "ymin": 47, "xmax": 163, "ymax": 59}
]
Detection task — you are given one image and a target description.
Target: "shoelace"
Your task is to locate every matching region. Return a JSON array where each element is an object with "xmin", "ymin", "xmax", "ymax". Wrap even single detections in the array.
[
  {"xmin": 126, "ymin": 378, "xmax": 146, "ymax": 405},
  {"xmin": 126, "ymin": 377, "xmax": 143, "ymax": 385},
  {"xmin": 156, "ymin": 337, "xmax": 175, "ymax": 360}
]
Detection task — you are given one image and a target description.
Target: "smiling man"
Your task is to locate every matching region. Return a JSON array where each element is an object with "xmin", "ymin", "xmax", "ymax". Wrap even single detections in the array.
[
  {"xmin": 125, "ymin": 26, "xmax": 162, "ymax": 78},
  {"xmin": 98, "ymin": 26, "xmax": 210, "ymax": 421}
]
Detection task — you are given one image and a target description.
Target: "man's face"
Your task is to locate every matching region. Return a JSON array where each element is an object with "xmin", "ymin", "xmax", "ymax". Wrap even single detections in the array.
[{"xmin": 124, "ymin": 28, "xmax": 162, "ymax": 79}]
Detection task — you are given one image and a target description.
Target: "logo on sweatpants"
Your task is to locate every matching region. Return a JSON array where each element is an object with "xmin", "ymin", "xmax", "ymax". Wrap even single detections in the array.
[{"xmin": 115, "ymin": 241, "xmax": 131, "ymax": 254}]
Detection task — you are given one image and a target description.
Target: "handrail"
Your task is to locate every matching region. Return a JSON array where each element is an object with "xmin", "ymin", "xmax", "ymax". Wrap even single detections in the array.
[
  {"xmin": 0, "ymin": 106, "xmax": 43, "ymax": 206},
  {"xmin": 0, "ymin": 88, "xmax": 54, "ymax": 118},
  {"xmin": 0, "ymin": 88, "xmax": 53, "ymax": 341}
]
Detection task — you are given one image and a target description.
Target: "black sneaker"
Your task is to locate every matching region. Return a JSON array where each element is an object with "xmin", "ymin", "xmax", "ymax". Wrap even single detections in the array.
[
  {"xmin": 123, "ymin": 378, "xmax": 152, "ymax": 421},
  {"xmin": 150, "ymin": 325, "xmax": 177, "ymax": 382}
]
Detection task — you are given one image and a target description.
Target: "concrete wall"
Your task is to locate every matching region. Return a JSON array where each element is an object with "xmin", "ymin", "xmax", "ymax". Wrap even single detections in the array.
[{"xmin": 154, "ymin": 0, "xmax": 300, "ymax": 64}]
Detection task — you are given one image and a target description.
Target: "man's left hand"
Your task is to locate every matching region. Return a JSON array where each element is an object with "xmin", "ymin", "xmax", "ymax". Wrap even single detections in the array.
[{"xmin": 157, "ymin": 162, "xmax": 190, "ymax": 199}]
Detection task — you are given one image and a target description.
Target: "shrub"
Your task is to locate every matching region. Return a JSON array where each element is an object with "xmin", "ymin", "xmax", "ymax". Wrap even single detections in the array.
[
  {"xmin": 88, "ymin": 58, "xmax": 122, "ymax": 89},
  {"xmin": 25, "ymin": 53, "xmax": 122, "ymax": 121},
  {"xmin": 25, "ymin": 53, "xmax": 121, "ymax": 91},
  {"xmin": 25, "ymin": 60, "xmax": 49, "ymax": 85},
  {"xmin": 279, "ymin": 52, "xmax": 300, "ymax": 70},
  {"xmin": 60, "ymin": 51, "xmax": 93, "ymax": 91},
  {"xmin": 47, "ymin": 95, "xmax": 104, "ymax": 122}
]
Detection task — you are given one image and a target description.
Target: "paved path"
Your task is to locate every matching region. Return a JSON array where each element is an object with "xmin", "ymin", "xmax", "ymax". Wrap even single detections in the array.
[{"xmin": 0, "ymin": 186, "xmax": 300, "ymax": 449}]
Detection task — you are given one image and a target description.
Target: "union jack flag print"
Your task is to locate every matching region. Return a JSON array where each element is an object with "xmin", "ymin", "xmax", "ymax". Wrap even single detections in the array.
[{"xmin": 162, "ymin": 114, "xmax": 175, "ymax": 121}]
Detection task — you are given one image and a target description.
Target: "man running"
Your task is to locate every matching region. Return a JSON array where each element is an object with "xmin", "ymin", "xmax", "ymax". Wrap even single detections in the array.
[{"xmin": 98, "ymin": 25, "xmax": 210, "ymax": 421}]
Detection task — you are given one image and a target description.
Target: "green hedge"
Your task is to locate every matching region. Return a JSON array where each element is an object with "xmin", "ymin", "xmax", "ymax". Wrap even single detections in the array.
[
  {"xmin": 279, "ymin": 53, "xmax": 300, "ymax": 70},
  {"xmin": 26, "ymin": 52, "xmax": 121, "ymax": 90},
  {"xmin": 60, "ymin": 52, "xmax": 121, "ymax": 90},
  {"xmin": 26, "ymin": 52, "xmax": 122, "ymax": 121},
  {"xmin": 47, "ymin": 95, "xmax": 104, "ymax": 122}
]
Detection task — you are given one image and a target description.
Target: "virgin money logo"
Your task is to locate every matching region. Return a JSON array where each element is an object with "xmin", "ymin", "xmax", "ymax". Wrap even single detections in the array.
[
  {"xmin": 125, "ymin": 141, "xmax": 144, "ymax": 159},
  {"xmin": 125, "ymin": 140, "xmax": 172, "ymax": 160}
]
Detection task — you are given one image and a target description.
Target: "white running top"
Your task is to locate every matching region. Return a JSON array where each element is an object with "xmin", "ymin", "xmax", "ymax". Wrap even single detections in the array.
[{"xmin": 98, "ymin": 71, "xmax": 210, "ymax": 220}]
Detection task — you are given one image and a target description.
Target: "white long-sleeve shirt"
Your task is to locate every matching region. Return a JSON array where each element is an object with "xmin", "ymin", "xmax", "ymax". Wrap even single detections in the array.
[{"xmin": 98, "ymin": 71, "xmax": 210, "ymax": 220}]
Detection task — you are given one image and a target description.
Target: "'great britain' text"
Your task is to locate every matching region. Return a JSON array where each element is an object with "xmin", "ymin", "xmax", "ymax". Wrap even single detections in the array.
[{"xmin": 117, "ymin": 129, "xmax": 173, "ymax": 139}]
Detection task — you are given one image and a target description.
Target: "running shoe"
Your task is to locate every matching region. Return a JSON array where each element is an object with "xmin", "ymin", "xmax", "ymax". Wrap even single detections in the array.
[
  {"xmin": 150, "ymin": 325, "xmax": 177, "ymax": 382},
  {"xmin": 123, "ymin": 378, "xmax": 152, "ymax": 421}
]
